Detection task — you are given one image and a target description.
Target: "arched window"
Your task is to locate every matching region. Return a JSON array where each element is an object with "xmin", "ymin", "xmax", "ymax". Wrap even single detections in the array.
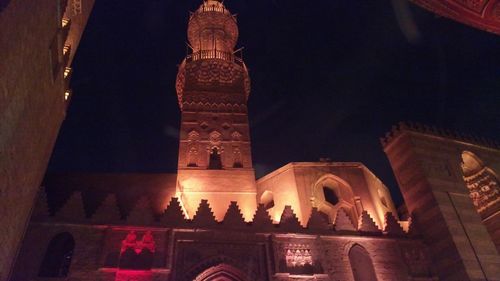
[
  {"xmin": 38, "ymin": 232, "xmax": 75, "ymax": 277},
  {"xmin": 323, "ymin": 186, "xmax": 339, "ymax": 206},
  {"xmin": 208, "ymin": 147, "xmax": 223, "ymax": 169},
  {"xmin": 349, "ymin": 244, "xmax": 377, "ymax": 281},
  {"xmin": 460, "ymin": 151, "xmax": 500, "ymax": 216},
  {"xmin": 312, "ymin": 174, "xmax": 357, "ymax": 226}
]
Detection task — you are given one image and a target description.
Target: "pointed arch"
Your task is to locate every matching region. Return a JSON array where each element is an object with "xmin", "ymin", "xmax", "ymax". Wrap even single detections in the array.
[
  {"xmin": 38, "ymin": 232, "xmax": 75, "ymax": 277},
  {"xmin": 312, "ymin": 174, "xmax": 358, "ymax": 226},
  {"xmin": 208, "ymin": 147, "xmax": 223, "ymax": 169},
  {"xmin": 194, "ymin": 263, "xmax": 248, "ymax": 281},
  {"xmin": 182, "ymin": 256, "xmax": 256, "ymax": 281},
  {"xmin": 348, "ymin": 244, "xmax": 377, "ymax": 281},
  {"xmin": 460, "ymin": 151, "xmax": 500, "ymax": 215}
]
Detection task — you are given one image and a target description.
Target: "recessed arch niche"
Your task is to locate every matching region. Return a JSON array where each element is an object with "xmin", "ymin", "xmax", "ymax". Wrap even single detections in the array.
[
  {"xmin": 348, "ymin": 244, "xmax": 378, "ymax": 281},
  {"xmin": 312, "ymin": 174, "xmax": 358, "ymax": 225},
  {"xmin": 460, "ymin": 151, "xmax": 500, "ymax": 215}
]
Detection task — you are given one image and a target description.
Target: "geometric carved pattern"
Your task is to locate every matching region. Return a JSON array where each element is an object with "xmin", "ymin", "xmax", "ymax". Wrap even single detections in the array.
[
  {"xmin": 71, "ymin": 0, "xmax": 82, "ymax": 15},
  {"xmin": 463, "ymin": 167, "xmax": 500, "ymax": 212},
  {"xmin": 285, "ymin": 245, "xmax": 313, "ymax": 267},
  {"xmin": 120, "ymin": 230, "xmax": 156, "ymax": 254},
  {"xmin": 408, "ymin": 0, "xmax": 500, "ymax": 35}
]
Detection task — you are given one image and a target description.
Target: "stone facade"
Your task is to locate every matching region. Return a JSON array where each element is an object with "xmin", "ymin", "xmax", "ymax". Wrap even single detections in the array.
[
  {"xmin": 0, "ymin": 1, "xmax": 94, "ymax": 280},
  {"xmin": 12, "ymin": 191, "xmax": 436, "ymax": 281},
  {"xmin": 175, "ymin": 0, "xmax": 256, "ymax": 221},
  {"xmin": 7, "ymin": 1, "xmax": 500, "ymax": 281},
  {"xmin": 408, "ymin": 0, "xmax": 500, "ymax": 35},
  {"xmin": 382, "ymin": 122, "xmax": 500, "ymax": 281}
]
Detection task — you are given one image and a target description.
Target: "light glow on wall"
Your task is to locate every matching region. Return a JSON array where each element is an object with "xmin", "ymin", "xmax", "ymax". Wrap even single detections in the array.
[
  {"xmin": 64, "ymin": 90, "xmax": 71, "ymax": 101},
  {"xmin": 61, "ymin": 18, "xmax": 70, "ymax": 28},
  {"xmin": 64, "ymin": 67, "xmax": 72, "ymax": 78}
]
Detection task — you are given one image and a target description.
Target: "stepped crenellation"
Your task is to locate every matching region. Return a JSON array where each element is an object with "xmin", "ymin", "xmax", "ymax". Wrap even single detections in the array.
[
  {"xmin": 32, "ymin": 189, "xmax": 411, "ymax": 237},
  {"xmin": 381, "ymin": 121, "xmax": 500, "ymax": 149}
]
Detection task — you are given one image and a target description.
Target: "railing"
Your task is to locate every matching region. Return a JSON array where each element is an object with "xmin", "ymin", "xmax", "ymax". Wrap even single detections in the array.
[
  {"xmin": 199, "ymin": 4, "xmax": 228, "ymax": 14},
  {"xmin": 186, "ymin": 49, "xmax": 244, "ymax": 67},
  {"xmin": 189, "ymin": 3, "xmax": 236, "ymax": 21}
]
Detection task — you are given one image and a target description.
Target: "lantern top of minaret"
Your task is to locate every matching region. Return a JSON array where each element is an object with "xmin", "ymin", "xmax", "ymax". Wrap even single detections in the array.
[
  {"xmin": 176, "ymin": 0, "xmax": 250, "ymax": 107},
  {"xmin": 187, "ymin": 0, "xmax": 238, "ymax": 52},
  {"xmin": 196, "ymin": 0, "xmax": 230, "ymax": 15}
]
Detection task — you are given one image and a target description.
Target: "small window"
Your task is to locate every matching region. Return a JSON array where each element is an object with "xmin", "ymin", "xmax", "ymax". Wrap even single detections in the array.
[
  {"xmin": 38, "ymin": 232, "xmax": 75, "ymax": 277},
  {"xmin": 208, "ymin": 147, "xmax": 222, "ymax": 169},
  {"xmin": 323, "ymin": 187, "xmax": 339, "ymax": 206}
]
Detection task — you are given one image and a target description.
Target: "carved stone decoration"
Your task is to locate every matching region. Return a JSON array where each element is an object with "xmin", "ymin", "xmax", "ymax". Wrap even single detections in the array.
[
  {"xmin": 119, "ymin": 231, "xmax": 156, "ymax": 271},
  {"xmin": 408, "ymin": 0, "xmax": 500, "ymax": 35},
  {"xmin": 187, "ymin": 146, "xmax": 199, "ymax": 167},
  {"xmin": 175, "ymin": 242, "xmax": 266, "ymax": 281},
  {"xmin": 141, "ymin": 231, "xmax": 156, "ymax": 253},
  {"xmin": 233, "ymin": 147, "xmax": 243, "ymax": 168},
  {"xmin": 121, "ymin": 231, "xmax": 138, "ymax": 254},
  {"xmin": 231, "ymin": 131, "xmax": 242, "ymax": 141},
  {"xmin": 71, "ymin": 0, "xmax": 82, "ymax": 15},
  {"xmin": 463, "ymin": 167, "xmax": 500, "ymax": 212},
  {"xmin": 276, "ymin": 243, "xmax": 324, "ymax": 275},
  {"xmin": 188, "ymin": 130, "xmax": 200, "ymax": 141},
  {"xmin": 193, "ymin": 264, "xmax": 247, "ymax": 281},
  {"xmin": 209, "ymin": 130, "xmax": 222, "ymax": 146},
  {"xmin": 120, "ymin": 230, "xmax": 156, "ymax": 254}
]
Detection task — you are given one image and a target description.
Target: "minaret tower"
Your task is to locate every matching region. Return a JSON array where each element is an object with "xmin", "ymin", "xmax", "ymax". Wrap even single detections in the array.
[{"xmin": 175, "ymin": 0, "xmax": 256, "ymax": 221}]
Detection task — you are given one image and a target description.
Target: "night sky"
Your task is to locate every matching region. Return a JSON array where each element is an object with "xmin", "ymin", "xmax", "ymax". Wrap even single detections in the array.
[{"xmin": 48, "ymin": 0, "xmax": 500, "ymax": 206}]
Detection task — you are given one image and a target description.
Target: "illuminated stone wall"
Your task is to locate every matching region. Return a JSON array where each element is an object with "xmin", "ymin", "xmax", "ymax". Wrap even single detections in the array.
[
  {"xmin": 11, "ymin": 189, "xmax": 436, "ymax": 281},
  {"xmin": 382, "ymin": 122, "xmax": 500, "ymax": 281},
  {"xmin": 257, "ymin": 162, "xmax": 399, "ymax": 228},
  {"xmin": 175, "ymin": 1, "xmax": 256, "ymax": 222},
  {"xmin": 0, "ymin": 1, "xmax": 94, "ymax": 279}
]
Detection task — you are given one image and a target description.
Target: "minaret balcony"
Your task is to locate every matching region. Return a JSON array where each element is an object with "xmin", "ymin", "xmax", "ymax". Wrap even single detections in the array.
[
  {"xmin": 194, "ymin": 1, "xmax": 231, "ymax": 16},
  {"xmin": 186, "ymin": 49, "xmax": 244, "ymax": 67}
]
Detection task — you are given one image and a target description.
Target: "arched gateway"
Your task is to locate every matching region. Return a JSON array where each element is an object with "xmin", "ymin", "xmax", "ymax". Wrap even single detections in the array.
[{"xmin": 193, "ymin": 263, "xmax": 248, "ymax": 281}]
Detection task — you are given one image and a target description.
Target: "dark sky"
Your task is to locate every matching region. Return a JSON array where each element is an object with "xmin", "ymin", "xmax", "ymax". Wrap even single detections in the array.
[{"xmin": 48, "ymin": 0, "xmax": 500, "ymax": 206}]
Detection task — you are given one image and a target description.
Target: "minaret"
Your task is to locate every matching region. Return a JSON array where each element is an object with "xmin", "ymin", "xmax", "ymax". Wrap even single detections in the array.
[{"xmin": 175, "ymin": 0, "xmax": 256, "ymax": 221}]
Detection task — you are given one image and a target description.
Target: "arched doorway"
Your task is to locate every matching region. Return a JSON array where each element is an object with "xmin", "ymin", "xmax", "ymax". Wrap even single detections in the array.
[
  {"xmin": 193, "ymin": 263, "xmax": 248, "ymax": 281},
  {"xmin": 349, "ymin": 244, "xmax": 377, "ymax": 281},
  {"xmin": 38, "ymin": 232, "xmax": 75, "ymax": 277}
]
